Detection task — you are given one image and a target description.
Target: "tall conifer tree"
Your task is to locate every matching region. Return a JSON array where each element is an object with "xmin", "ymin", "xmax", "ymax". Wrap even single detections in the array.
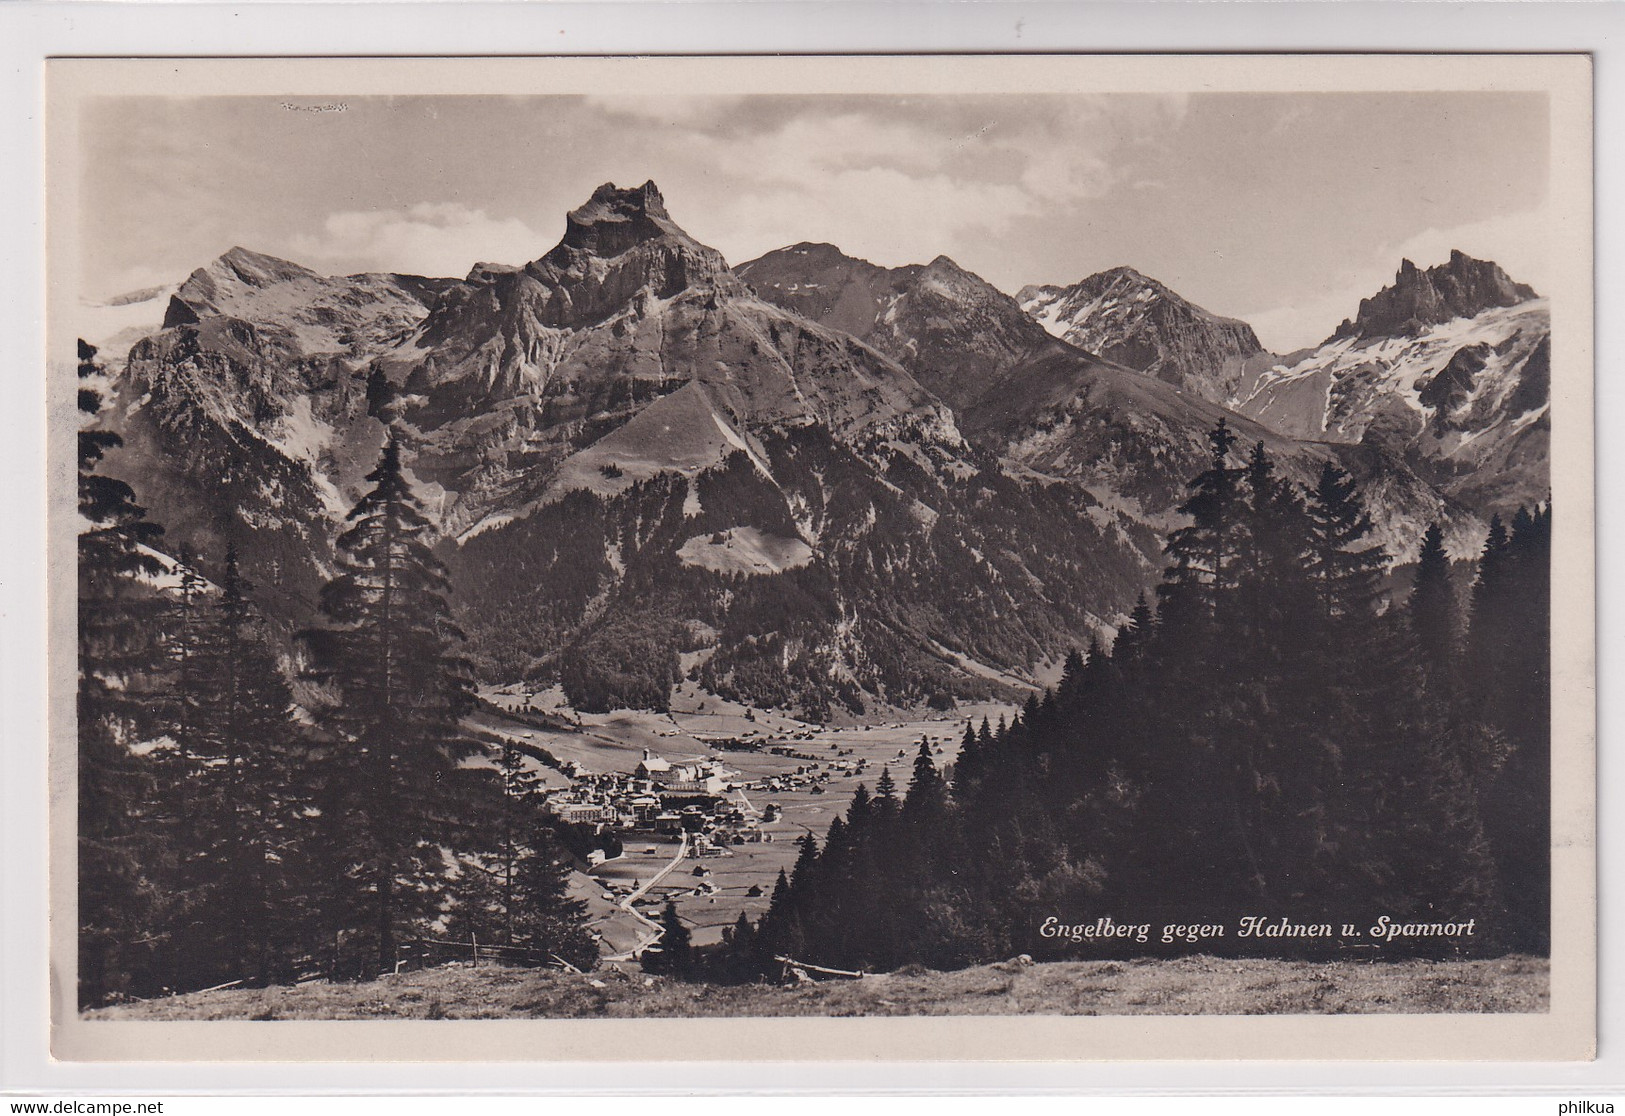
[
  {"xmin": 77, "ymin": 339, "xmax": 171, "ymax": 1006},
  {"xmin": 1410, "ymin": 522, "xmax": 1459, "ymax": 690},
  {"xmin": 176, "ymin": 546, "xmax": 309, "ymax": 988},
  {"xmin": 304, "ymin": 432, "xmax": 477, "ymax": 973}
]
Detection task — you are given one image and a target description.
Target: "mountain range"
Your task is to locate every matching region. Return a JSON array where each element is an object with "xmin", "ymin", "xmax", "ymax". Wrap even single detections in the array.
[
  {"xmin": 1016, "ymin": 266, "xmax": 1270, "ymax": 404},
  {"xmin": 85, "ymin": 180, "xmax": 1551, "ymax": 718}
]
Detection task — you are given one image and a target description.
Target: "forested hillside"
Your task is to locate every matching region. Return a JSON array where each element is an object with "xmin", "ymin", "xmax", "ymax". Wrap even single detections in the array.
[{"xmin": 712, "ymin": 422, "xmax": 1550, "ymax": 975}]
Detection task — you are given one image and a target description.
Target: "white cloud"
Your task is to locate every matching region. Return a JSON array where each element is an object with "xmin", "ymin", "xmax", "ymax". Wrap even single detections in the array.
[
  {"xmin": 86, "ymin": 261, "xmax": 185, "ymax": 303},
  {"xmin": 584, "ymin": 94, "xmax": 750, "ymax": 126},
  {"xmin": 1385, "ymin": 210, "xmax": 1550, "ymax": 298},
  {"xmin": 1240, "ymin": 208, "xmax": 1550, "ymax": 353},
  {"xmin": 289, "ymin": 202, "xmax": 547, "ymax": 279},
  {"xmin": 700, "ymin": 167, "xmax": 1033, "ymax": 271},
  {"xmin": 663, "ymin": 103, "xmax": 1127, "ymax": 268},
  {"xmin": 706, "ymin": 112, "xmax": 951, "ymax": 185},
  {"xmin": 1017, "ymin": 143, "xmax": 1114, "ymax": 204}
]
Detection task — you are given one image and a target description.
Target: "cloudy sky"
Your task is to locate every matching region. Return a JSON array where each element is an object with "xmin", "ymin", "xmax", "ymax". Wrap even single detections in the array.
[{"xmin": 77, "ymin": 91, "xmax": 1549, "ymax": 351}]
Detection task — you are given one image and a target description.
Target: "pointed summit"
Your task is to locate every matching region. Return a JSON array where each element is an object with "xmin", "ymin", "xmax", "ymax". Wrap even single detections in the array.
[
  {"xmin": 163, "ymin": 247, "xmax": 321, "ymax": 327},
  {"xmin": 1018, "ymin": 265, "xmax": 1264, "ymax": 403},
  {"xmin": 210, "ymin": 246, "xmax": 318, "ymax": 286}
]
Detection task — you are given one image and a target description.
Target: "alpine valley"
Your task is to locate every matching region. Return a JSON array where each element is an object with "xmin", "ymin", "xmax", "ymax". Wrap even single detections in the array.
[{"xmin": 87, "ymin": 181, "xmax": 1551, "ymax": 719}]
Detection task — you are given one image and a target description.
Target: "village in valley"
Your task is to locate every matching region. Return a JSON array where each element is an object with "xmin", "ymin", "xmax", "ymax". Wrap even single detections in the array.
[{"xmin": 469, "ymin": 679, "xmax": 1014, "ymax": 959}]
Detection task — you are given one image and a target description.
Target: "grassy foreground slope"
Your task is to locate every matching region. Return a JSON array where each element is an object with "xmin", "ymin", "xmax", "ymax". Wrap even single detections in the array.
[{"xmin": 88, "ymin": 955, "xmax": 1548, "ymax": 1019}]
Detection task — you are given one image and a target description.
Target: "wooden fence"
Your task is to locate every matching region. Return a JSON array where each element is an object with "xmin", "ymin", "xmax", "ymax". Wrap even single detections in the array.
[{"xmin": 394, "ymin": 936, "xmax": 578, "ymax": 974}]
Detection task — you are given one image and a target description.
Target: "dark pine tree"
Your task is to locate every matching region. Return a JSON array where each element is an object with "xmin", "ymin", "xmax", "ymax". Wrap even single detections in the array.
[
  {"xmin": 1473, "ymin": 507, "xmax": 1552, "ymax": 953},
  {"xmin": 77, "ymin": 339, "xmax": 172, "ymax": 1007},
  {"xmin": 1303, "ymin": 462, "xmax": 1387, "ymax": 624},
  {"xmin": 1113, "ymin": 594, "xmax": 1156, "ymax": 664},
  {"xmin": 303, "ymin": 432, "xmax": 477, "ymax": 975},
  {"xmin": 644, "ymin": 900, "xmax": 693, "ymax": 977},
  {"xmin": 174, "ymin": 545, "xmax": 311, "ymax": 989},
  {"xmin": 1410, "ymin": 521, "xmax": 1460, "ymax": 695},
  {"xmin": 509, "ymin": 826, "xmax": 598, "ymax": 972},
  {"xmin": 903, "ymin": 738, "xmax": 949, "ymax": 825},
  {"xmin": 951, "ymin": 720, "xmax": 983, "ymax": 802},
  {"xmin": 1464, "ymin": 514, "xmax": 1514, "ymax": 718},
  {"xmin": 448, "ymin": 740, "xmax": 550, "ymax": 948},
  {"xmin": 1159, "ymin": 418, "xmax": 1244, "ymax": 638},
  {"xmin": 1135, "ymin": 419, "xmax": 1272, "ymax": 916},
  {"xmin": 873, "ymin": 766, "xmax": 900, "ymax": 821},
  {"xmin": 752, "ymin": 868, "xmax": 794, "ymax": 967}
]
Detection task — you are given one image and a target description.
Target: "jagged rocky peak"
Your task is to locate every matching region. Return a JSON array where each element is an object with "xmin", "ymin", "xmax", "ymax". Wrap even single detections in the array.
[
  {"xmin": 1017, "ymin": 265, "xmax": 1146, "ymax": 306},
  {"xmin": 1333, "ymin": 250, "xmax": 1538, "ymax": 342},
  {"xmin": 465, "ymin": 261, "xmax": 522, "ymax": 281},
  {"xmin": 502, "ymin": 179, "xmax": 741, "ymax": 329},
  {"xmin": 1024, "ymin": 264, "xmax": 1257, "ymax": 337},
  {"xmin": 557, "ymin": 180, "xmax": 692, "ymax": 258},
  {"xmin": 1074, "ymin": 264, "xmax": 1155, "ymax": 295},
  {"xmin": 917, "ymin": 254, "xmax": 988, "ymax": 291}
]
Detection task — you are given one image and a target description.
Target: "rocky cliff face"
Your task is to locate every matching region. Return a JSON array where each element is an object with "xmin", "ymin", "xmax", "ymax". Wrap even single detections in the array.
[
  {"xmin": 1238, "ymin": 253, "xmax": 1548, "ymax": 520},
  {"xmin": 407, "ymin": 182, "xmax": 748, "ymax": 404},
  {"xmin": 1331, "ymin": 250, "xmax": 1537, "ymax": 342},
  {"xmin": 1017, "ymin": 267, "xmax": 1267, "ymax": 404}
]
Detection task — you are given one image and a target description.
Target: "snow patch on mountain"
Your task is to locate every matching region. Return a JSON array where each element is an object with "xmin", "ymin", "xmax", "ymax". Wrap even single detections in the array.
[
  {"xmin": 543, "ymin": 382, "xmax": 774, "ymax": 503},
  {"xmin": 1240, "ymin": 300, "xmax": 1549, "ymax": 442},
  {"xmin": 1016, "ymin": 267, "xmax": 1264, "ymax": 404},
  {"xmin": 1239, "ymin": 297, "xmax": 1549, "ymax": 521},
  {"xmin": 78, "ymin": 284, "xmax": 180, "ymax": 367}
]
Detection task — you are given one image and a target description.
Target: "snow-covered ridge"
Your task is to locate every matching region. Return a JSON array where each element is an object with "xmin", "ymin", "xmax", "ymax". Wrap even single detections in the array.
[
  {"xmin": 1239, "ymin": 299, "xmax": 1549, "ymax": 441},
  {"xmin": 1237, "ymin": 297, "xmax": 1550, "ymax": 524}
]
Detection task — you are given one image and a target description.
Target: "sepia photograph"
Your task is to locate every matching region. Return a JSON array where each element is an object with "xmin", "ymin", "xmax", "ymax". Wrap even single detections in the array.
[{"xmin": 43, "ymin": 53, "xmax": 1595, "ymax": 1062}]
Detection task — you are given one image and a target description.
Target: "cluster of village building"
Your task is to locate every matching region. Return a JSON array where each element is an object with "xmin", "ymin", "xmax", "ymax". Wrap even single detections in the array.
[
  {"xmin": 545, "ymin": 750, "xmax": 733, "ymax": 829},
  {"xmin": 541, "ymin": 744, "xmax": 880, "ymax": 857}
]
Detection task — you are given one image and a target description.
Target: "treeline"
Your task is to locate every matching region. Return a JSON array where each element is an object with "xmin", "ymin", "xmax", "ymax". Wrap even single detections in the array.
[
  {"xmin": 77, "ymin": 341, "xmax": 595, "ymax": 1008},
  {"xmin": 452, "ymin": 423, "xmax": 1146, "ymax": 719},
  {"xmin": 712, "ymin": 420, "xmax": 1550, "ymax": 974}
]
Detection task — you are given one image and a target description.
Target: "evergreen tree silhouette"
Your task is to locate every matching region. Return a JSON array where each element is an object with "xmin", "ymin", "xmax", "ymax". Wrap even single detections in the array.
[
  {"xmin": 510, "ymin": 826, "xmax": 597, "ymax": 971},
  {"xmin": 643, "ymin": 900, "xmax": 693, "ymax": 977},
  {"xmin": 903, "ymin": 739, "xmax": 949, "ymax": 823},
  {"xmin": 1474, "ymin": 507, "xmax": 1552, "ymax": 952},
  {"xmin": 1410, "ymin": 521, "xmax": 1460, "ymax": 694},
  {"xmin": 172, "ymin": 545, "xmax": 310, "ymax": 988},
  {"xmin": 303, "ymin": 432, "xmax": 477, "ymax": 974},
  {"xmin": 77, "ymin": 339, "xmax": 171, "ymax": 1007},
  {"xmin": 952, "ymin": 721, "xmax": 983, "ymax": 802},
  {"xmin": 1304, "ymin": 462, "xmax": 1387, "ymax": 623}
]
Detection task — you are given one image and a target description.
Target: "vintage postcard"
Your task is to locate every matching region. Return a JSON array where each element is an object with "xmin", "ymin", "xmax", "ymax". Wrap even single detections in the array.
[{"xmin": 45, "ymin": 54, "xmax": 1595, "ymax": 1062}]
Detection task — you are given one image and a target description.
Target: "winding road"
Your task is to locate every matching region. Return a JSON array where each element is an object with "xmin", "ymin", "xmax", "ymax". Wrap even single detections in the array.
[{"xmin": 602, "ymin": 831, "xmax": 689, "ymax": 962}]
